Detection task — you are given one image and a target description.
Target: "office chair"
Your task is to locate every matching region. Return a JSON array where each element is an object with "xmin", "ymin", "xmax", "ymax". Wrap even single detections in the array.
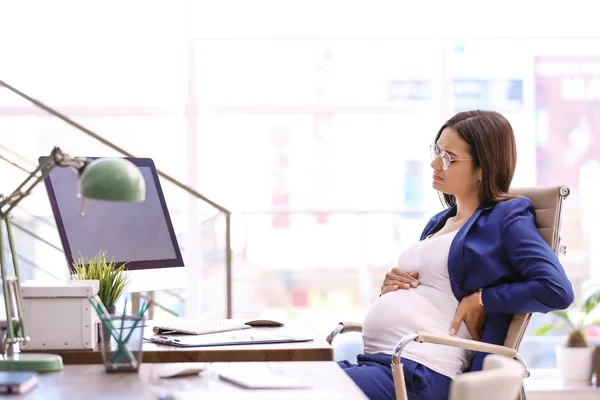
[
  {"xmin": 449, "ymin": 354, "xmax": 525, "ymax": 400},
  {"xmin": 327, "ymin": 186, "xmax": 570, "ymax": 400}
]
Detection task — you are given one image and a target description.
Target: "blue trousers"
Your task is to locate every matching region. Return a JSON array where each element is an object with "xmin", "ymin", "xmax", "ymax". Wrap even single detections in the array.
[{"xmin": 338, "ymin": 354, "xmax": 451, "ymax": 400}]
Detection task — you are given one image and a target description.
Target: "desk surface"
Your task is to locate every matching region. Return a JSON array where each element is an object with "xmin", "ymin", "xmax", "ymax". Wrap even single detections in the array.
[
  {"xmin": 14, "ymin": 361, "xmax": 600, "ymax": 399},
  {"xmin": 21, "ymin": 361, "xmax": 367, "ymax": 399},
  {"xmin": 33, "ymin": 322, "xmax": 333, "ymax": 364}
]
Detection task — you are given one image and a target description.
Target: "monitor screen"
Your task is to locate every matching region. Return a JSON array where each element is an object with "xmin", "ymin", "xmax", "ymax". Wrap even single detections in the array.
[{"xmin": 41, "ymin": 157, "xmax": 185, "ymax": 275}]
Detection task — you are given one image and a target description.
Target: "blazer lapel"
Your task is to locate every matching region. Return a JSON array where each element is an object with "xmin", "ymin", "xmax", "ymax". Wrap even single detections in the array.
[
  {"xmin": 448, "ymin": 202, "xmax": 494, "ymax": 292},
  {"xmin": 429, "ymin": 206, "xmax": 457, "ymax": 237}
]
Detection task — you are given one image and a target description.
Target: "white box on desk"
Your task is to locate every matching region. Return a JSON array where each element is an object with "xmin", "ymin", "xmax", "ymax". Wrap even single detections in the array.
[{"xmin": 20, "ymin": 280, "xmax": 99, "ymax": 350}]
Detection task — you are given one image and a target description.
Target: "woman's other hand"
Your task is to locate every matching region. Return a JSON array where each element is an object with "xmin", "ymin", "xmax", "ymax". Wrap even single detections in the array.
[
  {"xmin": 380, "ymin": 268, "xmax": 420, "ymax": 295},
  {"xmin": 449, "ymin": 291, "xmax": 487, "ymax": 341}
]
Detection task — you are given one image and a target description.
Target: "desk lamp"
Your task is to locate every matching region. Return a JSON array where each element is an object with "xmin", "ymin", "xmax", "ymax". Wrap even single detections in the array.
[{"xmin": 0, "ymin": 147, "xmax": 145, "ymax": 372}]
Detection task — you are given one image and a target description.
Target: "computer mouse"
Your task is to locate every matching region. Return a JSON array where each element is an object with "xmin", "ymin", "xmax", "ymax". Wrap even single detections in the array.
[{"xmin": 244, "ymin": 319, "xmax": 285, "ymax": 327}]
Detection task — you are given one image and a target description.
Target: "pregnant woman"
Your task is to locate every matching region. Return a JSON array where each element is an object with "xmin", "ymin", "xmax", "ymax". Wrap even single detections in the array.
[{"xmin": 338, "ymin": 110, "xmax": 574, "ymax": 400}]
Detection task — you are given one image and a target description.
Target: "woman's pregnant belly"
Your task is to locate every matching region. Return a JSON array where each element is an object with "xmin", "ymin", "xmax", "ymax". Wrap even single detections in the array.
[{"xmin": 362, "ymin": 285, "xmax": 469, "ymax": 355}]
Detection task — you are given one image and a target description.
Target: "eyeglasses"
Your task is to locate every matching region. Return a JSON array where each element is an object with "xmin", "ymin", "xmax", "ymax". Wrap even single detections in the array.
[{"xmin": 430, "ymin": 143, "xmax": 474, "ymax": 171}]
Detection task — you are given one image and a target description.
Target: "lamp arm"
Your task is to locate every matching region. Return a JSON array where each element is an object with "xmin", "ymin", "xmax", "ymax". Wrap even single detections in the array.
[
  {"xmin": 5, "ymin": 219, "xmax": 24, "ymax": 306},
  {"xmin": 1, "ymin": 147, "xmax": 87, "ymax": 216},
  {"xmin": 0, "ymin": 217, "xmax": 15, "ymax": 346},
  {"xmin": 0, "ymin": 147, "xmax": 85, "ymax": 352},
  {"xmin": 0, "ymin": 216, "xmax": 28, "ymax": 349},
  {"xmin": 0, "ymin": 155, "xmax": 53, "ymax": 212}
]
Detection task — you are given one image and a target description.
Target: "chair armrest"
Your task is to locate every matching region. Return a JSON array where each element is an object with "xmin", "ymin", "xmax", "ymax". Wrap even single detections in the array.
[
  {"xmin": 391, "ymin": 332, "xmax": 529, "ymax": 400},
  {"xmin": 326, "ymin": 322, "xmax": 363, "ymax": 344},
  {"xmin": 392, "ymin": 331, "xmax": 528, "ymax": 377},
  {"xmin": 416, "ymin": 331, "xmax": 517, "ymax": 358}
]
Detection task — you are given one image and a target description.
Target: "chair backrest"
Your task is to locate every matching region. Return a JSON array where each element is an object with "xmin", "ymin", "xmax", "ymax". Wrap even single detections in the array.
[
  {"xmin": 502, "ymin": 186, "xmax": 569, "ymax": 351},
  {"xmin": 450, "ymin": 355, "xmax": 525, "ymax": 400}
]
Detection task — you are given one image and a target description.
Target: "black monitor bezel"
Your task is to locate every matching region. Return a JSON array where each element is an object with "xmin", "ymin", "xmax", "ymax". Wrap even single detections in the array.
[{"xmin": 40, "ymin": 156, "xmax": 184, "ymax": 272}]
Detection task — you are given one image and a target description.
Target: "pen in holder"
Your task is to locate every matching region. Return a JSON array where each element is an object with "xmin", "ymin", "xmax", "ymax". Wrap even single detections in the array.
[{"xmin": 90, "ymin": 296, "xmax": 149, "ymax": 373}]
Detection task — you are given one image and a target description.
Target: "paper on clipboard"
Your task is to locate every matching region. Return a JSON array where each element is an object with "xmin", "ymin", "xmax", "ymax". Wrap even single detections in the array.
[
  {"xmin": 144, "ymin": 333, "xmax": 313, "ymax": 347},
  {"xmin": 217, "ymin": 363, "xmax": 311, "ymax": 389}
]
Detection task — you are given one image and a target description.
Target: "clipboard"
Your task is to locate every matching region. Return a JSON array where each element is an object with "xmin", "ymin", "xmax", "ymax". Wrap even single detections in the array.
[{"xmin": 143, "ymin": 333, "xmax": 313, "ymax": 347}]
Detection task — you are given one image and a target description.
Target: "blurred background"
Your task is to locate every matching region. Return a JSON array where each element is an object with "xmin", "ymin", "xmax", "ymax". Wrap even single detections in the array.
[{"xmin": 0, "ymin": 0, "xmax": 599, "ymax": 368}]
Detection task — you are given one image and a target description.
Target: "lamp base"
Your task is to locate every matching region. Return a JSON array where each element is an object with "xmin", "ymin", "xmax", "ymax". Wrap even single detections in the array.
[{"xmin": 0, "ymin": 353, "xmax": 63, "ymax": 372}]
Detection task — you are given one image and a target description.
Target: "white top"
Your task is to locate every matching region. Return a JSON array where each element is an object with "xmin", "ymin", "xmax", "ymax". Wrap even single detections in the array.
[{"xmin": 362, "ymin": 230, "xmax": 474, "ymax": 380}]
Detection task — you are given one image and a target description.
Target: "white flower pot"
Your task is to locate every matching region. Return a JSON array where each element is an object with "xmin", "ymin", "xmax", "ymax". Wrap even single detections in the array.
[{"xmin": 555, "ymin": 346, "xmax": 595, "ymax": 385}]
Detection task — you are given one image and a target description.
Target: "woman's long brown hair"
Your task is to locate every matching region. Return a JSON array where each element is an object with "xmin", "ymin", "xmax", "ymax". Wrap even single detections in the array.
[{"xmin": 434, "ymin": 110, "xmax": 519, "ymax": 208}]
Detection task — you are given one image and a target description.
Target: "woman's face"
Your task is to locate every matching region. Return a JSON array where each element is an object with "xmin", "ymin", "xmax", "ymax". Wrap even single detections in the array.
[{"xmin": 431, "ymin": 128, "xmax": 481, "ymax": 200}]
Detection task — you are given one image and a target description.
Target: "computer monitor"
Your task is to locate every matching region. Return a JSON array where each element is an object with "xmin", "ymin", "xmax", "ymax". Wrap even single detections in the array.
[{"xmin": 40, "ymin": 157, "xmax": 187, "ymax": 293}]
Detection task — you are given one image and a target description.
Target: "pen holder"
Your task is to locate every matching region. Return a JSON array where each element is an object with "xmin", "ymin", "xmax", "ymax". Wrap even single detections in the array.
[{"xmin": 99, "ymin": 315, "xmax": 145, "ymax": 373}]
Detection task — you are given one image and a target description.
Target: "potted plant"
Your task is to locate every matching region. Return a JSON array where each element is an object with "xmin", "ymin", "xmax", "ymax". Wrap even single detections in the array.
[
  {"xmin": 535, "ymin": 287, "xmax": 600, "ymax": 383},
  {"xmin": 71, "ymin": 251, "xmax": 129, "ymax": 315}
]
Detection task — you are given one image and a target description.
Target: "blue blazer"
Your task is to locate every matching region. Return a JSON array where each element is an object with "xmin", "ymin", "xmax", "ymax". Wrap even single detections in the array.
[{"xmin": 420, "ymin": 196, "xmax": 574, "ymax": 372}]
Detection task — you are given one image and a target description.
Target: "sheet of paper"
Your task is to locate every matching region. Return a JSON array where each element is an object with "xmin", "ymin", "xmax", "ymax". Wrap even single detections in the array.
[
  {"xmin": 217, "ymin": 363, "xmax": 310, "ymax": 389},
  {"xmin": 218, "ymin": 371, "xmax": 310, "ymax": 389},
  {"xmin": 145, "ymin": 333, "xmax": 312, "ymax": 347}
]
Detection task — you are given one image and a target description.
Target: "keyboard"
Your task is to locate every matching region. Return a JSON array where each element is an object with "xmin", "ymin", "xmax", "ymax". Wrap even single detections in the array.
[{"xmin": 152, "ymin": 319, "xmax": 251, "ymax": 335}]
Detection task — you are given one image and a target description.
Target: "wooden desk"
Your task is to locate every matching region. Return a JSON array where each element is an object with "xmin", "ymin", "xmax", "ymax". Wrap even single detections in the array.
[
  {"xmin": 22, "ymin": 362, "xmax": 368, "ymax": 399},
  {"xmin": 34, "ymin": 323, "xmax": 333, "ymax": 365}
]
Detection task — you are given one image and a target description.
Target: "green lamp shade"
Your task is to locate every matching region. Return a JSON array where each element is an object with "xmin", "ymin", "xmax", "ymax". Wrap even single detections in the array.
[{"xmin": 79, "ymin": 158, "xmax": 146, "ymax": 202}]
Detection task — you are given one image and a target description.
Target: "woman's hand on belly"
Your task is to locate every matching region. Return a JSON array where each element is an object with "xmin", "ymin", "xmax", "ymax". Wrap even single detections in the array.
[
  {"xmin": 380, "ymin": 268, "xmax": 420, "ymax": 295},
  {"xmin": 449, "ymin": 291, "xmax": 487, "ymax": 341}
]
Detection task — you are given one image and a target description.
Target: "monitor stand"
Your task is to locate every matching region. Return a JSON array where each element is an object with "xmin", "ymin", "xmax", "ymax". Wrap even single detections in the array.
[{"xmin": 123, "ymin": 266, "xmax": 188, "ymax": 294}]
